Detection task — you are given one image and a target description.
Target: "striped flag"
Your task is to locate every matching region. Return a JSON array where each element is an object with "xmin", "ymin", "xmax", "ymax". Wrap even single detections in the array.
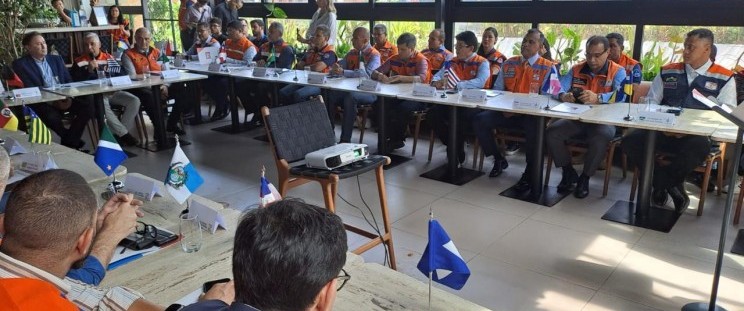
[
  {"xmin": 0, "ymin": 100, "xmax": 18, "ymax": 131},
  {"xmin": 541, "ymin": 66, "xmax": 562, "ymax": 96},
  {"xmin": 259, "ymin": 168, "xmax": 281, "ymax": 208},
  {"xmin": 94, "ymin": 124, "xmax": 127, "ymax": 176},
  {"xmin": 623, "ymin": 74, "xmax": 634, "ymax": 103},
  {"xmin": 23, "ymin": 106, "xmax": 51, "ymax": 144},
  {"xmin": 106, "ymin": 56, "xmax": 122, "ymax": 75},
  {"xmin": 443, "ymin": 61, "xmax": 460, "ymax": 90}
]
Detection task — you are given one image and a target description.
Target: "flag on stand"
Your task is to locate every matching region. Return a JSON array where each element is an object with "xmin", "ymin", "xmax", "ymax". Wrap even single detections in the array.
[
  {"xmin": 623, "ymin": 74, "xmax": 634, "ymax": 103},
  {"xmin": 107, "ymin": 55, "xmax": 122, "ymax": 75},
  {"xmin": 608, "ymin": 75, "xmax": 633, "ymax": 103},
  {"xmin": 266, "ymin": 46, "xmax": 276, "ymax": 66},
  {"xmin": 165, "ymin": 138, "xmax": 204, "ymax": 204},
  {"xmin": 417, "ymin": 218, "xmax": 470, "ymax": 290},
  {"xmin": 443, "ymin": 61, "xmax": 460, "ymax": 90},
  {"xmin": 259, "ymin": 168, "xmax": 281, "ymax": 208},
  {"xmin": 1, "ymin": 65, "xmax": 24, "ymax": 89},
  {"xmin": 0, "ymin": 100, "xmax": 18, "ymax": 131},
  {"xmin": 94, "ymin": 124, "xmax": 128, "ymax": 176},
  {"xmin": 116, "ymin": 39, "xmax": 130, "ymax": 51},
  {"xmin": 23, "ymin": 106, "xmax": 51, "ymax": 144},
  {"xmin": 165, "ymin": 40, "xmax": 174, "ymax": 56},
  {"xmin": 541, "ymin": 66, "xmax": 562, "ymax": 96}
]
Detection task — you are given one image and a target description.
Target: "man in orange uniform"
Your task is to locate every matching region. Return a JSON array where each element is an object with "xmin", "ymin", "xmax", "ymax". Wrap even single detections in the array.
[
  {"xmin": 606, "ymin": 33, "xmax": 642, "ymax": 85},
  {"xmin": 428, "ymin": 31, "xmax": 491, "ymax": 164},
  {"xmin": 278, "ymin": 25, "xmax": 337, "ymax": 105},
  {"xmin": 472, "ymin": 29, "xmax": 557, "ymax": 197},
  {"xmin": 372, "ymin": 24, "xmax": 398, "ymax": 64},
  {"xmin": 372, "ymin": 32, "xmax": 431, "ymax": 150},
  {"xmin": 422, "ymin": 29, "xmax": 454, "ymax": 76},
  {"xmin": 122, "ymin": 27, "xmax": 187, "ymax": 135},
  {"xmin": 548, "ymin": 36, "xmax": 626, "ymax": 199},
  {"xmin": 224, "ymin": 20, "xmax": 257, "ymax": 65}
]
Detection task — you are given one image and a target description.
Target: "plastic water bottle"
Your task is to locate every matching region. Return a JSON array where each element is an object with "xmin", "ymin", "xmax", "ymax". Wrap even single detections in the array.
[{"xmin": 358, "ymin": 60, "xmax": 368, "ymax": 86}]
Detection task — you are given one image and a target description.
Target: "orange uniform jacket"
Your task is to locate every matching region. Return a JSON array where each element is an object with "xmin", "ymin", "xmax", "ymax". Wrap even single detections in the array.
[
  {"xmin": 344, "ymin": 47, "xmax": 381, "ymax": 70},
  {"xmin": 303, "ymin": 44, "xmax": 337, "ymax": 73},
  {"xmin": 500, "ymin": 56, "xmax": 554, "ymax": 93},
  {"xmin": 224, "ymin": 37, "xmax": 255, "ymax": 61},
  {"xmin": 375, "ymin": 41, "xmax": 398, "ymax": 64},
  {"xmin": 388, "ymin": 51, "xmax": 432, "ymax": 83},
  {"xmin": 422, "ymin": 47, "xmax": 454, "ymax": 74},
  {"xmin": 449, "ymin": 54, "xmax": 491, "ymax": 89},
  {"xmin": 0, "ymin": 278, "xmax": 77, "ymax": 311},
  {"xmin": 569, "ymin": 60, "xmax": 623, "ymax": 94},
  {"xmin": 124, "ymin": 48, "xmax": 162, "ymax": 74}
]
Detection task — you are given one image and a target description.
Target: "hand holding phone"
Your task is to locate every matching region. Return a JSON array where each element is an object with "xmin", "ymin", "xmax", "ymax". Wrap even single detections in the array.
[{"xmin": 203, "ymin": 278, "xmax": 231, "ymax": 293}]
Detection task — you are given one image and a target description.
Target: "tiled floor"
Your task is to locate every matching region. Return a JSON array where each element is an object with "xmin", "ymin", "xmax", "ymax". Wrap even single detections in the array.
[{"xmin": 122, "ymin": 110, "xmax": 744, "ymax": 311}]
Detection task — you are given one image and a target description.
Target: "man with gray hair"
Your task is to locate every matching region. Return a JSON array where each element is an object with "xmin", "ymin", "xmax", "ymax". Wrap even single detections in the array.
[{"xmin": 71, "ymin": 32, "xmax": 142, "ymax": 147}]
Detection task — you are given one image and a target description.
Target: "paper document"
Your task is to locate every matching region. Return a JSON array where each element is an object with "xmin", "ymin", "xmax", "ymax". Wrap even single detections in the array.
[{"xmin": 550, "ymin": 103, "xmax": 591, "ymax": 114}]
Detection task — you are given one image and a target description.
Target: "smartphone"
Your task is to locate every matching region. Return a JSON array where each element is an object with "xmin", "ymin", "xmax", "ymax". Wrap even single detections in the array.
[
  {"xmin": 203, "ymin": 278, "xmax": 231, "ymax": 293},
  {"xmin": 570, "ymin": 87, "xmax": 585, "ymax": 104},
  {"xmin": 154, "ymin": 230, "xmax": 178, "ymax": 246}
]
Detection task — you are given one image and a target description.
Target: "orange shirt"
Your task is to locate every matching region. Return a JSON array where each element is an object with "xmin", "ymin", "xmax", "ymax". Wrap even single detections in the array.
[
  {"xmin": 422, "ymin": 47, "xmax": 454, "ymax": 73},
  {"xmin": 386, "ymin": 51, "xmax": 432, "ymax": 83},
  {"xmin": 569, "ymin": 60, "xmax": 623, "ymax": 94},
  {"xmin": 375, "ymin": 41, "xmax": 398, "ymax": 64},
  {"xmin": 109, "ymin": 19, "xmax": 130, "ymax": 43},
  {"xmin": 449, "ymin": 54, "xmax": 491, "ymax": 89},
  {"xmin": 500, "ymin": 56, "xmax": 554, "ymax": 93},
  {"xmin": 224, "ymin": 37, "xmax": 255, "ymax": 61},
  {"xmin": 124, "ymin": 48, "xmax": 162, "ymax": 74},
  {"xmin": 0, "ymin": 278, "xmax": 77, "ymax": 311}
]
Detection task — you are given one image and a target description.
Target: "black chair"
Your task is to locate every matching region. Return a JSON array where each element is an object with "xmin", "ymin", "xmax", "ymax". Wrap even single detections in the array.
[{"xmin": 262, "ymin": 97, "xmax": 397, "ymax": 269}]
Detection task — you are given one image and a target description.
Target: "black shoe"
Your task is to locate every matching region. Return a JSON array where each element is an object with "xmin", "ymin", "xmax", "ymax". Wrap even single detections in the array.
[
  {"xmin": 116, "ymin": 133, "xmax": 140, "ymax": 146},
  {"xmin": 574, "ymin": 174, "xmax": 590, "ymax": 199},
  {"xmin": 652, "ymin": 188, "xmax": 669, "ymax": 207},
  {"xmin": 668, "ymin": 183, "xmax": 690, "ymax": 213},
  {"xmin": 210, "ymin": 110, "xmax": 230, "ymax": 121},
  {"xmin": 167, "ymin": 124, "xmax": 186, "ymax": 135},
  {"xmin": 386, "ymin": 140, "xmax": 405, "ymax": 151},
  {"xmin": 446, "ymin": 145, "xmax": 467, "ymax": 165},
  {"xmin": 513, "ymin": 174, "xmax": 531, "ymax": 192},
  {"xmin": 244, "ymin": 118, "xmax": 263, "ymax": 130},
  {"xmin": 489, "ymin": 158, "xmax": 509, "ymax": 178},
  {"xmin": 505, "ymin": 142, "xmax": 520, "ymax": 156},
  {"xmin": 557, "ymin": 168, "xmax": 579, "ymax": 193}
]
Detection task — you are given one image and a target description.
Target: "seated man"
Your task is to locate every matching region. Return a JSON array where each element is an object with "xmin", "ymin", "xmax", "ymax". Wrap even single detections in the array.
[
  {"xmin": 372, "ymin": 32, "xmax": 431, "ymax": 151},
  {"xmin": 606, "ymin": 33, "xmax": 642, "ymax": 84},
  {"xmin": 372, "ymin": 24, "xmax": 398, "ymax": 64},
  {"xmin": 326, "ymin": 26, "xmax": 381, "ymax": 143},
  {"xmin": 244, "ymin": 21, "xmax": 295, "ymax": 128},
  {"xmin": 71, "ymin": 32, "xmax": 141, "ymax": 147},
  {"xmin": 122, "ymin": 27, "xmax": 188, "ymax": 135},
  {"xmin": 622, "ymin": 28, "xmax": 736, "ymax": 213},
  {"xmin": 472, "ymin": 29, "xmax": 556, "ymax": 195},
  {"xmin": 209, "ymin": 17, "xmax": 228, "ymax": 44},
  {"xmin": 547, "ymin": 35, "xmax": 626, "ymax": 199},
  {"xmin": 224, "ymin": 20, "xmax": 257, "ymax": 66},
  {"xmin": 279, "ymin": 25, "xmax": 337, "ymax": 105},
  {"xmin": 12, "ymin": 31, "xmax": 95, "ymax": 151},
  {"xmin": 249, "ymin": 19, "xmax": 269, "ymax": 48},
  {"xmin": 181, "ymin": 199, "xmax": 347, "ymax": 311},
  {"xmin": 428, "ymin": 30, "xmax": 491, "ymax": 164},
  {"xmin": 422, "ymin": 29, "xmax": 454, "ymax": 76},
  {"xmin": 186, "ymin": 22, "xmax": 232, "ymax": 122}
]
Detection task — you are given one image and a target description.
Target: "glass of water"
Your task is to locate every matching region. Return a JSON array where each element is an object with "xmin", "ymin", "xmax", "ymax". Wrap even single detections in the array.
[
  {"xmin": 143, "ymin": 64, "xmax": 151, "ymax": 79},
  {"xmin": 97, "ymin": 70, "xmax": 107, "ymax": 86},
  {"xmin": 179, "ymin": 213, "xmax": 202, "ymax": 253},
  {"xmin": 304, "ymin": 66, "xmax": 311, "ymax": 79}
]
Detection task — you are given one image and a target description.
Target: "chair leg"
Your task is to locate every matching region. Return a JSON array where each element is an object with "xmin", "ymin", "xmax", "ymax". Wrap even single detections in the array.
[
  {"xmin": 374, "ymin": 165, "xmax": 396, "ymax": 270},
  {"xmin": 621, "ymin": 153, "xmax": 628, "ymax": 179},
  {"xmin": 478, "ymin": 150, "xmax": 485, "ymax": 172},
  {"xmin": 321, "ymin": 180, "xmax": 337, "ymax": 213},
  {"xmin": 630, "ymin": 167, "xmax": 638, "ymax": 201},
  {"xmin": 358, "ymin": 109, "xmax": 368, "ymax": 144},
  {"xmin": 427, "ymin": 129, "xmax": 435, "ymax": 162},
  {"xmin": 545, "ymin": 155, "xmax": 553, "ymax": 186},
  {"xmin": 411, "ymin": 114, "xmax": 423, "ymax": 156},
  {"xmin": 698, "ymin": 159, "xmax": 715, "ymax": 216},
  {"xmin": 472, "ymin": 139, "xmax": 479, "ymax": 170},
  {"xmin": 603, "ymin": 144, "xmax": 617, "ymax": 197},
  {"xmin": 735, "ymin": 176, "xmax": 744, "ymax": 225}
]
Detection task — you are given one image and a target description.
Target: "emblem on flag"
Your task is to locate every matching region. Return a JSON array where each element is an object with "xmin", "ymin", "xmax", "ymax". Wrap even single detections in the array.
[
  {"xmin": 165, "ymin": 137, "xmax": 204, "ymax": 204},
  {"xmin": 0, "ymin": 101, "xmax": 18, "ymax": 131},
  {"xmin": 94, "ymin": 124, "xmax": 128, "ymax": 176}
]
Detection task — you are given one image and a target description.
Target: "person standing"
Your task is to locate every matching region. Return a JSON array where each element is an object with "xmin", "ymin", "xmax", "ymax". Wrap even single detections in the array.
[{"xmin": 296, "ymin": 0, "xmax": 338, "ymax": 46}]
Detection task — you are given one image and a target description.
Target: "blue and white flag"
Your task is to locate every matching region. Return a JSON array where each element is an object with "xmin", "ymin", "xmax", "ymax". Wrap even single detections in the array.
[
  {"xmin": 259, "ymin": 171, "xmax": 281, "ymax": 208},
  {"xmin": 417, "ymin": 219, "xmax": 470, "ymax": 290},
  {"xmin": 541, "ymin": 66, "xmax": 562, "ymax": 96},
  {"xmin": 94, "ymin": 124, "xmax": 127, "ymax": 176},
  {"xmin": 165, "ymin": 140, "xmax": 204, "ymax": 204}
]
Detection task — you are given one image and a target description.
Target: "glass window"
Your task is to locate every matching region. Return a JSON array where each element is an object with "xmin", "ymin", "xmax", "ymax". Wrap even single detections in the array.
[
  {"xmin": 267, "ymin": 18, "xmax": 310, "ymax": 47},
  {"xmin": 146, "ymin": 0, "xmax": 177, "ymax": 20},
  {"xmin": 540, "ymin": 23, "xmax": 635, "ymax": 75},
  {"xmin": 376, "ymin": 0, "xmax": 434, "ymax": 3},
  {"xmin": 642, "ymin": 25, "xmax": 744, "ymax": 80},
  {"xmin": 125, "ymin": 14, "xmax": 145, "ymax": 30},
  {"xmin": 335, "ymin": 0, "xmax": 368, "ymax": 2},
  {"xmin": 453, "ymin": 22, "xmax": 532, "ymax": 59},
  {"xmin": 241, "ymin": 0, "xmax": 261, "ymax": 2},
  {"xmin": 335, "ymin": 20, "xmax": 368, "ymax": 57},
  {"xmin": 272, "ymin": 0, "xmax": 308, "ymax": 3},
  {"xmin": 118, "ymin": 0, "xmax": 142, "ymax": 6},
  {"xmin": 373, "ymin": 21, "xmax": 435, "ymax": 51}
]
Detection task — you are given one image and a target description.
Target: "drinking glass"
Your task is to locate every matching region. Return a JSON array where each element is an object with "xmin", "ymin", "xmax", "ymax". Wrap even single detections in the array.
[
  {"xmin": 143, "ymin": 64, "xmax": 151, "ymax": 79},
  {"xmin": 179, "ymin": 214, "xmax": 202, "ymax": 253},
  {"xmin": 50, "ymin": 76, "xmax": 60, "ymax": 90},
  {"xmin": 97, "ymin": 70, "xmax": 107, "ymax": 86},
  {"xmin": 304, "ymin": 66, "xmax": 311, "ymax": 79},
  {"xmin": 529, "ymin": 82, "xmax": 540, "ymax": 97}
]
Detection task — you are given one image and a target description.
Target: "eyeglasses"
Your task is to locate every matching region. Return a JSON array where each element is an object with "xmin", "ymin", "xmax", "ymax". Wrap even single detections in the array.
[
  {"xmin": 120, "ymin": 222, "xmax": 158, "ymax": 254},
  {"xmin": 336, "ymin": 268, "xmax": 351, "ymax": 291},
  {"xmin": 455, "ymin": 44, "xmax": 471, "ymax": 50},
  {"xmin": 585, "ymin": 49, "xmax": 608, "ymax": 59}
]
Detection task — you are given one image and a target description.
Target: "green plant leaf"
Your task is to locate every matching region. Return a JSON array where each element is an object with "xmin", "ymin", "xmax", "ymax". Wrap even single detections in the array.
[
  {"xmin": 273, "ymin": 7, "xmax": 287, "ymax": 18},
  {"xmin": 264, "ymin": 3, "xmax": 275, "ymax": 10}
]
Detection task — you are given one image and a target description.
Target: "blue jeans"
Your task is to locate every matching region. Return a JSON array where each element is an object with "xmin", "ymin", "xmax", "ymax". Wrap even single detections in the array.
[
  {"xmin": 327, "ymin": 90, "xmax": 378, "ymax": 142},
  {"xmin": 279, "ymin": 85, "xmax": 321, "ymax": 105}
]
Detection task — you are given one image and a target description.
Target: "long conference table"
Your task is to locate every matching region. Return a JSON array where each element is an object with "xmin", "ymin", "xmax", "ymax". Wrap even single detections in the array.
[
  {"xmin": 177, "ymin": 62, "xmax": 738, "ymax": 232},
  {"xmin": 96, "ymin": 173, "xmax": 488, "ymax": 311},
  {"xmin": 39, "ymin": 72, "xmax": 208, "ymax": 152}
]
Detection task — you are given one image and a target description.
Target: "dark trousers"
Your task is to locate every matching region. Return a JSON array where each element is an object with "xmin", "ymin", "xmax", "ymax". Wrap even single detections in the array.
[
  {"xmin": 203, "ymin": 76, "xmax": 229, "ymax": 113},
  {"xmin": 472, "ymin": 110, "xmax": 540, "ymax": 174},
  {"xmin": 386, "ymin": 99, "xmax": 428, "ymax": 143},
  {"xmin": 129, "ymin": 84, "xmax": 187, "ymax": 132},
  {"xmin": 622, "ymin": 129, "xmax": 711, "ymax": 190},
  {"xmin": 546, "ymin": 120, "xmax": 616, "ymax": 177},
  {"xmin": 237, "ymin": 80, "xmax": 273, "ymax": 121},
  {"xmin": 428, "ymin": 105, "xmax": 481, "ymax": 154},
  {"xmin": 33, "ymin": 97, "xmax": 94, "ymax": 148}
]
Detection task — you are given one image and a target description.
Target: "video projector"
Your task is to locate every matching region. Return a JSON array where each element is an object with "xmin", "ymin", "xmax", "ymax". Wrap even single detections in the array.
[{"xmin": 305, "ymin": 143, "xmax": 369, "ymax": 170}]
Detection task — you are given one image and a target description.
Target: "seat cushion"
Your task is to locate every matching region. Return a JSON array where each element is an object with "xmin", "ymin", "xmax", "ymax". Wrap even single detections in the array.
[{"xmin": 290, "ymin": 155, "xmax": 387, "ymax": 180}]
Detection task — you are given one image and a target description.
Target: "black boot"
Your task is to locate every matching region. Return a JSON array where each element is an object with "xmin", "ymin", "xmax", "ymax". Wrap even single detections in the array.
[
  {"xmin": 489, "ymin": 157, "xmax": 509, "ymax": 177},
  {"xmin": 574, "ymin": 174, "xmax": 590, "ymax": 199},
  {"xmin": 668, "ymin": 183, "xmax": 690, "ymax": 213},
  {"xmin": 557, "ymin": 166, "xmax": 579, "ymax": 193},
  {"xmin": 652, "ymin": 188, "xmax": 669, "ymax": 207}
]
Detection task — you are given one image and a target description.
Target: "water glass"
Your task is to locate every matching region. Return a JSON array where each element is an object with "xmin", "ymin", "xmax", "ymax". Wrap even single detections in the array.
[
  {"xmin": 179, "ymin": 214, "xmax": 202, "ymax": 253},
  {"xmin": 96, "ymin": 70, "xmax": 107, "ymax": 86},
  {"xmin": 143, "ymin": 64, "xmax": 151, "ymax": 79},
  {"xmin": 50, "ymin": 75, "xmax": 60, "ymax": 90},
  {"xmin": 304, "ymin": 66, "xmax": 311, "ymax": 79},
  {"xmin": 529, "ymin": 82, "xmax": 540, "ymax": 97}
]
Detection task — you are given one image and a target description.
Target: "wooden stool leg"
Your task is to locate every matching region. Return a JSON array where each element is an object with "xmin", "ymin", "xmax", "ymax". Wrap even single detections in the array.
[
  {"xmin": 735, "ymin": 176, "xmax": 744, "ymax": 225},
  {"xmin": 321, "ymin": 181, "xmax": 337, "ymax": 213},
  {"xmin": 622, "ymin": 153, "xmax": 628, "ymax": 179},
  {"xmin": 427, "ymin": 129, "xmax": 435, "ymax": 162},
  {"xmin": 411, "ymin": 114, "xmax": 423, "ymax": 156},
  {"xmin": 545, "ymin": 155, "xmax": 553, "ymax": 186},
  {"xmin": 375, "ymin": 165, "xmax": 397, "ymax": 270},
  {"xmin": 358, "ymin": 108, "xmax": 368, "ymax": 144},
  {"xmin": 698, "ymin": 159, "xmax": 714, "ymax": 216},
  {"xmin": 603, "ymin": 144, "xmax": 617, "ymax": 197}
]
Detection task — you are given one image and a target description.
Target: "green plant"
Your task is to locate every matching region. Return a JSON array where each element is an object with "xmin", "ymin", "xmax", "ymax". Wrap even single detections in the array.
[
  {"xmin": 264, "ymin": 0, "xmax": 287, "ymax": 19},
  {"xmin": 0, "ymin": 0, "xmax": 54, "ymax": 65},
  {"xmin": 639, "ymin": 41, "xmax": 683, "ymax": 81},
  {"xmin": 335, "ymin": 41, "xmax": 351, "ymax": 58}
]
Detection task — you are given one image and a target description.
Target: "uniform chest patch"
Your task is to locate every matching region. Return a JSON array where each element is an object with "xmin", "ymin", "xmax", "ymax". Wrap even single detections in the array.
[
  {"xmin": 704, "ymin": 81, "xmax": 718, "ymax": 90},
  {"xmin": 572, "ymin": 77, "xmax": 588, "ymax": 86},
  {"xmin": 503, "ymin": 67, "xmax": 516, "ymax": 78}
]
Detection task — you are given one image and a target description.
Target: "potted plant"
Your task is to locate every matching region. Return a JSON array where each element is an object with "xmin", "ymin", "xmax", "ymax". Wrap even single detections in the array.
[{"xmin": 0, "ymin": 0, "xmax": 59, "ymax": 65}]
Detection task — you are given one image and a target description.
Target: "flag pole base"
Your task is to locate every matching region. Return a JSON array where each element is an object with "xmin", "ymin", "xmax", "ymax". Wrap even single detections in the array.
[{"xmin": 681, "ymin": 302, "xmax": 727, "ymax": 311}]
